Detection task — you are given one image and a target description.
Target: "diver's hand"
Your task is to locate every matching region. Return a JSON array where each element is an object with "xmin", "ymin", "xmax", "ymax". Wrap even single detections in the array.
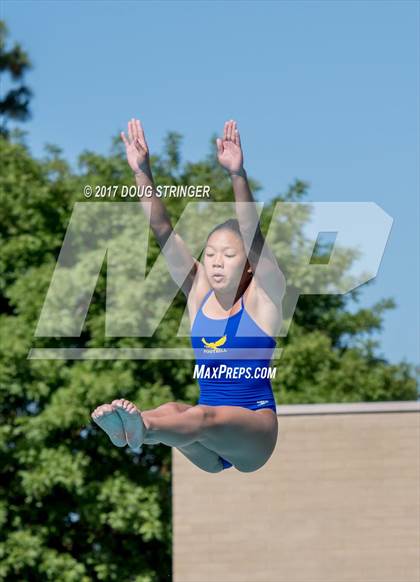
[
  {"xmin": 120, "ymin": 118, "xmax": 150, "ymax": 174},
  {"xmin": 216, "ymin": 119, "xmax": 244, "ymax": 174}
]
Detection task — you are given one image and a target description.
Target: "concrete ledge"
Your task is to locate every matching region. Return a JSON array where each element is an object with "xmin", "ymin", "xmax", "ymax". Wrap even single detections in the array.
[{"xmin": 276, "ymin": 400, "xmax": 420, "ymax": 415}]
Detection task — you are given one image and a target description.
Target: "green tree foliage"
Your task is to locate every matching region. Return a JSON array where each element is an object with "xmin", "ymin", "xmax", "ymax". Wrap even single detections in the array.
[
  {"xmin": 0, "ymin": 21, "xmax": 32, "ymax": 138},
  {"xmin": 0, "ymin": 130, "xmax": 417, "ymax": 580}
]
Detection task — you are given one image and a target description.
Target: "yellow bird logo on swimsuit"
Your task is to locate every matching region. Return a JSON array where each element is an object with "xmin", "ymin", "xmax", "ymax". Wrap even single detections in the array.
[{"xmin": 201, "ymin": 335, "xmax": 227, "ymax": 350}]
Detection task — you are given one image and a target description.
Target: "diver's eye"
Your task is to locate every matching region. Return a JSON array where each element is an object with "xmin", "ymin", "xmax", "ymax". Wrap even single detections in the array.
[{"xmin": 225, "ymin": 254, "xmax": 236, "ymax": 258}]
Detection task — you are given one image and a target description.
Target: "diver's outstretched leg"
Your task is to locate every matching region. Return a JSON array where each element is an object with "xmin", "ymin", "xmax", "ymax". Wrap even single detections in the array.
[
  {"xmin": 146, "ymin": 403, "xmax": 278, "ymax": 472},
  {"xmin": 112, "ymin": 398, "xmax": 204, "ymax": 449},
  {"xmin": 112, "ymin": 399, "xmax": 224, "ymax": 472}
]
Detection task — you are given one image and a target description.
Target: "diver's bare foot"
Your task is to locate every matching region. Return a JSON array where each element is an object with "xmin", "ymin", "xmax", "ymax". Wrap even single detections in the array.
[
  {"xmin": 111, "ymin": 399, "xmax": 148, "ymax": 450},
  {"xmin": 91, "ymin": 404, "xmax": 127, "ymax": 447}
]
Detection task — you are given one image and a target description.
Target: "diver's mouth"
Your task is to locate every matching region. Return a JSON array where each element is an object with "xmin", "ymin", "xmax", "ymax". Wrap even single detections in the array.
[{"xmin": 212, "ymin": 274, "xmax": 224, "ymax": 282}]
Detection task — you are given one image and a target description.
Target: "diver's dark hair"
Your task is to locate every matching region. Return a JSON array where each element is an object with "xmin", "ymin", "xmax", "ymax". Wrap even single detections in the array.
[{"xmin": 206, "ymin": 218, "xmax": 242, "ymax": 242}]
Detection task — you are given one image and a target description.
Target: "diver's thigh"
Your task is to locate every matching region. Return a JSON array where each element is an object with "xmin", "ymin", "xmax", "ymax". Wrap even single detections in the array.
[{"xmin": 196, "ymin": 404, "xmax": 277, "ymax": 469}]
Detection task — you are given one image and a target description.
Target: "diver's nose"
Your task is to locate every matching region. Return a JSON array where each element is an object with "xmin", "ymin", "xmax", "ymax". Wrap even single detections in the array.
[{"xmin": 212, "ymin": 253, "xmax": 223, "ymax": 268}]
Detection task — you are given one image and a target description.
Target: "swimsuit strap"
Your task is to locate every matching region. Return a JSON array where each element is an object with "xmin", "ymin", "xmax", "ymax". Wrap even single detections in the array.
[
  {"xmin": 198, "ymin": 289, "xmax": 213, "ymax": 313},
  {"xmin": 205, "ymin": 291, "xmax": 244, "ymax": 312},
  {"xmin": 198, "ymin": 289, "xmax": 244, "ymax": 318}
]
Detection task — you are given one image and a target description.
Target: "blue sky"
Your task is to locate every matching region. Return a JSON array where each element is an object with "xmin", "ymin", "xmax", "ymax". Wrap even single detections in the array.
[{"xmin": 3, "ymin": 0, "xmax": 419, "ymax": 367}]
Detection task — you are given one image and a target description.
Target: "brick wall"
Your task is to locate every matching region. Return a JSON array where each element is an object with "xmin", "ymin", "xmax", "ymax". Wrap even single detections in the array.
[{"xmin": 172, "ymin": 402, "xmax": 420, "ymax": 582}]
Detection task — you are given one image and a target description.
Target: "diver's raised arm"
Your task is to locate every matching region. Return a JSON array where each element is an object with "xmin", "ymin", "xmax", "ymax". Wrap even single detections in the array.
[
  {"xmin": 121, "ymin": 118, "xmax": 199, "ymax": 297},
  {"xmin": 121, "ymin": 118, "xmax": 172, "ymax": 236},
  {"xmin": 216, "ymin": 120, "xmax": 286, "ymax": 305}
]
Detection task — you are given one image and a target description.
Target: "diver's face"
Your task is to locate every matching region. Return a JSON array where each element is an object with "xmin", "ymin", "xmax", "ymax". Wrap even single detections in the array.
[{"xmin": 203, "ymin": 229, "xmax": 249, "ymax": 291}]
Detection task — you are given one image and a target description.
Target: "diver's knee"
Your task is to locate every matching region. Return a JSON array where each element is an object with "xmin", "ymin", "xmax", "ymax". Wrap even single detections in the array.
[
  {"xmin": 195, "ymin": 405, "xmax": 219, "ymax": 435},
  {"xmin": 156, "ymin": 402, "xmax": 181, "ymax": 414}
]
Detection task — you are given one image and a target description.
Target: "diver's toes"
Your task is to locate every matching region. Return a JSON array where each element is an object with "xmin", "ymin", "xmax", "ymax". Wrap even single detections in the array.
[
  {"xmin": 113, "ymin": 402, "xmax": 144, "ymax": 449},
  {"xmin": 90, "ymin": 404, "xmax": 127, "ymax": 447}
]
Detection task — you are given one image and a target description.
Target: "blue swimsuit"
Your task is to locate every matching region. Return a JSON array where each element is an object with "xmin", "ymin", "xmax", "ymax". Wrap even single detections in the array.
[{"xmin": 190, "ymin": 289, "xmax": 277, "ymax": 469}]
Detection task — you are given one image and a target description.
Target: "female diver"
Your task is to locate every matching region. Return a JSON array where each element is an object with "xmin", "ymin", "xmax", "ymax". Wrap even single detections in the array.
[{"xmin": 91, "ymin": 118, "xmax": 286, "ymax": 473}]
